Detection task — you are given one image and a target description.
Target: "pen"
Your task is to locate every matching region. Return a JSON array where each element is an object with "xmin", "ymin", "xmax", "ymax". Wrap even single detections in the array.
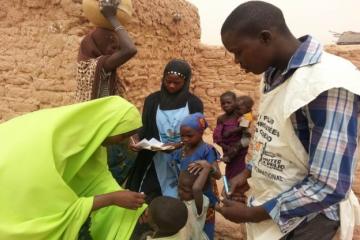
[
  {"xmin": 222, "ymin": 175, "xmax": 230, "ymax": 196},
  {"xmin": 130, "ymin": 136, "xmax": 136, "ymax": 145}
]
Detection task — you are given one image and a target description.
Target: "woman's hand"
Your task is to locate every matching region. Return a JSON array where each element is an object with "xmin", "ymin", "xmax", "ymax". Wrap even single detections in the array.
[
  {"xmin": 166, "ymin": 142, "xmax": 184, "ymax": 149},
  {"xmin": 99, "ymin": 0, "xmax": 120, "ymax": 19},
  {"xmin": 160, "ymin": 142, "xmax": 183, "ymax": 153},
  {"xmin": 128, "ymin": 135, "xmax": 141, "ymax": 152},
  {"xmin": 92, "ymin": 190, "xmax": 145, "ymax": 211},
  {"xmin": 111, "ymin": 190, "xmax": 146, "ymax": 210},
  {"xmin": 129, "ymin": 144, "xmax": 142, "ymax": 152}
]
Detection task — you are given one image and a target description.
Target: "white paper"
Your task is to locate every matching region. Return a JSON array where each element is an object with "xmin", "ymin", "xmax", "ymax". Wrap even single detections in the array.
[{"xmin": 134, "ymin": 138, "xmax": 175, "ymax": 151}]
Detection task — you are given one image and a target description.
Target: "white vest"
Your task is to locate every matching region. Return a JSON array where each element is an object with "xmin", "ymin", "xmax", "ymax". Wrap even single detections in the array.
[{"xmin": 246, "ymin": 52, "xmax": 360, "ymax": 240}]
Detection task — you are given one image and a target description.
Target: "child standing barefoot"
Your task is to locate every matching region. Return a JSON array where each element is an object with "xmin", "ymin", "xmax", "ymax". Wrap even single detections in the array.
[{"xmin": 171, "ymin": 113, "xmax": 221, "ymax": 240}]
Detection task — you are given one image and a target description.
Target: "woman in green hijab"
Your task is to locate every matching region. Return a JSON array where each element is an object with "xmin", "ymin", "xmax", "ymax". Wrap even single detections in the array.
[{"xmin": 0, "ymin": 96, "xmax": 146, "ymax": 240}]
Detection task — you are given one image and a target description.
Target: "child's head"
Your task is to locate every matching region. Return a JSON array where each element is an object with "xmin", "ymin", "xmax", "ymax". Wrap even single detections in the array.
[
  {"xmin": 221, "ymin": 1, "xmax": 291, "ymax": 74},
  {"xmin": 220, "ymin": 91, "xmax": 237, "ymax": 115},
  {"xmin": 148, "ymin": 196, "xmax": 188, "ymax": 237},
  {"xmin": 237, "ymin": 95, "xmax": 254, "ymax": 115},
  {"xmin": 180, "ymin": 113, "xmax": 208, "ymax": 148},
  {"xmin": 178, "ymin": 170, "xmax": 198, "ymax": 201}
]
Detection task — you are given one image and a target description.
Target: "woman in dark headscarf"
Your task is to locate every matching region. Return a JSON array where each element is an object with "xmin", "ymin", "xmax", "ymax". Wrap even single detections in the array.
[
  {"xmin": 126, "ymin": 59, "xmax": 204, "ymax": 201},
  {"xmin": 75, "ymin": 0, "xmax": 138, "ymax": 186}
]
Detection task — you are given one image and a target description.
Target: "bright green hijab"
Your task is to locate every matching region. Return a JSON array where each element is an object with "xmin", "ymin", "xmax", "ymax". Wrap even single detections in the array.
[{"xmin": 0, "ymin": 96, "xmax": 146, "ymax": 240}]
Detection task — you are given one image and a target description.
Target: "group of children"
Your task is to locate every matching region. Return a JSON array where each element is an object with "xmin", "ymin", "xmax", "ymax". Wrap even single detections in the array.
[
  {"xmin": 142, "ymin": 93, "xmax": 254, "ymax": 240},
  {"xmin": 213, "ymin": 92, "xmax": 254, "ymax": 180}
]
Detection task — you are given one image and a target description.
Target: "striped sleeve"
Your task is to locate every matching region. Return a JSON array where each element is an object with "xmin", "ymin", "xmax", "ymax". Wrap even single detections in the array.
[{"xmin": 262, "ymin": 88, "xmax": 359, "ymax": 232}]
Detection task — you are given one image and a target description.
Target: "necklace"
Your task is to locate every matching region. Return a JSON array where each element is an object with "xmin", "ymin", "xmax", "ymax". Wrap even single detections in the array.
[{"xmin": 181, "ymin": 145, "xmax": 190, "ymax": 160}]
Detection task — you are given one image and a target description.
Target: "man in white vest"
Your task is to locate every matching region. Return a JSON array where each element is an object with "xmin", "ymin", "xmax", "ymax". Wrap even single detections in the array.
[{"xmin": 216, "ymin": 1, "xmax": 360, "ymax": 240}]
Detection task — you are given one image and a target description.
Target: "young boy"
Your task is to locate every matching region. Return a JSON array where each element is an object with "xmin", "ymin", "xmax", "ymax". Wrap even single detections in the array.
[
  {"xmin": 146, "ymin": 196, "xmax": 188, "ymax": 240},
  {"xmin": 217, "ymin": 1, "xmax": 360, "ymax": 240},
  {"xmin": 178, "ymin": 169, "xmax": 211, "ymax": 240},
  {"xmin": 236, "ymin": 95, "xmax": 254, "ymax": 130},
  {"xmin": 234, "ymin": 95, "xmax": 254, "ymax": 161},
  {"xmin": 171, "ymin": 113, "xmax": 221, "ymax": 239}
]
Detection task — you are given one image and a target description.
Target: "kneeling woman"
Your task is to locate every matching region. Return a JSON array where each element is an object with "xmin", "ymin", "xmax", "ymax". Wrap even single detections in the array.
[{"xmin": 0, "ymin": 97, "xmax": 146, "ymax": 240}]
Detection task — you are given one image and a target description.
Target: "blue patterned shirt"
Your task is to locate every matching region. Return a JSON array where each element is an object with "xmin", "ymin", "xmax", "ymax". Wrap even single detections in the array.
[{"xmin": 249, "ymin": 35, "xmax": 359, "ymax": 232}]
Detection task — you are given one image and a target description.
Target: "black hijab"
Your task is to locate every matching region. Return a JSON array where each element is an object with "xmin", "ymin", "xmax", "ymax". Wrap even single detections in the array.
[{"xmin": 159, "ymin": 59, "xmax": 192, "ymax": 110}]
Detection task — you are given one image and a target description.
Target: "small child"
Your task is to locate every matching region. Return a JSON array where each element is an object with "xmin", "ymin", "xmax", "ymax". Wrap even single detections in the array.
[
  {"xmin": 237, "ymin": 95, "xmax": 254, "ymax": 130},
  {"xmin": 171, "ymin": 112, "xmax": 221, "ymax": 240},
  {"xmin": 178, "ymin": 169, "xmax": 211, "ymax": 240},
  {"xmin": 235, "ymin": 95, "xmax": 254, "ymax": 149},
  {"xmin": 213, "ymin": 92, "xmax": 254, "ymax": 179},
  {"xmin": 146, "ymin": 196, "xmax": 188, "ymax": 240}
]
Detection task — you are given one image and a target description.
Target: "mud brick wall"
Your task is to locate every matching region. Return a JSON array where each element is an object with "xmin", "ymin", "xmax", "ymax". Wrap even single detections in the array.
[{"xmin": 0, "ymin": 0, "xmax": 201, "ymax": 120}]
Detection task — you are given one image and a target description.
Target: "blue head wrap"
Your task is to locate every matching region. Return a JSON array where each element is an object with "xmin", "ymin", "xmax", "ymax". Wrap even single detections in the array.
[{"xmin": 180, "ymin": 113, "xmax": 208, "ymax": 133}]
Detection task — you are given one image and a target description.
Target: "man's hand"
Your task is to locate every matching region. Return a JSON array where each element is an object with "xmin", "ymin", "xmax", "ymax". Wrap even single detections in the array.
[
  {"xmin": 216, "ymin": 199, "xmax": 249, "ymax": 223},
  {"xmin": 216, "ymin": 199, "xmax": 270, "ymax": 223},
  {"xmin": 228, "ymin": 169, "xmax": 251, "ymax": 196}
]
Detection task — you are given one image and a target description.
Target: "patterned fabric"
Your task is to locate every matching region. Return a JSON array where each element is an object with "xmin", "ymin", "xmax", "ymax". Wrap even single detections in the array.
[
  {"xmin": 75, "ymin": 58, "xmax": 98, "ymax": 102},
  {"xmin": 204, "ymin": 206, "xmax": 216, "ymax": 240},
  {"xmin": 250, "ymin": 35, "xmax": 360, "ymax": 231},
  {"xmin": 263, "ymin": 35, "xmax": 322, "ymax": 94},
  {"xmin": 75, "ymin": 58, "xmax": 123, "ymax": 102}
]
